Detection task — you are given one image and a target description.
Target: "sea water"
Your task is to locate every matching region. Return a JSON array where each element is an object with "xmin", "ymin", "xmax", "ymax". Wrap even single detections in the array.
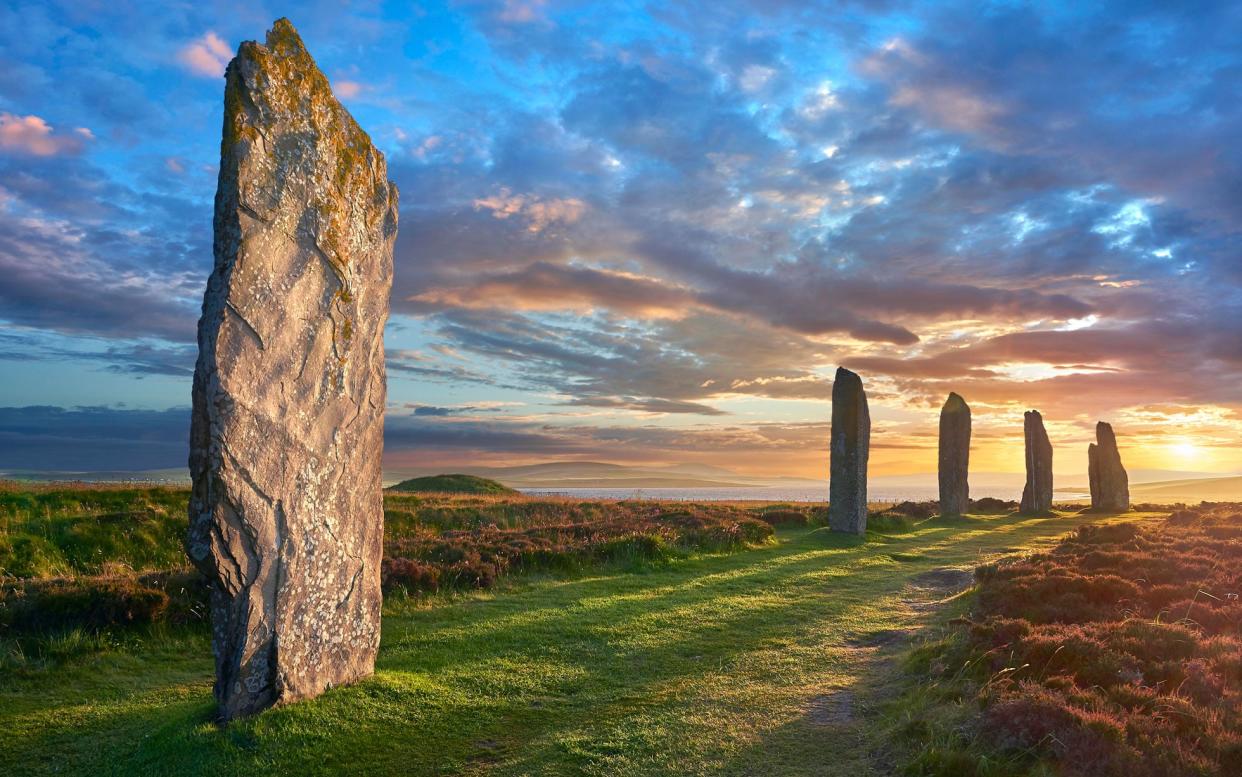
[{"xmin": 517, "ymin": 486, "xmax": 1092, "ymax": 503}]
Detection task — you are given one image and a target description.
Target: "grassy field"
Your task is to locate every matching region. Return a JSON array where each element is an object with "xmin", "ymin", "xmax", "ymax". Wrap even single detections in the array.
[{"xmin": 0, "ymin": 497, "xmax": 1168, "ymax": 777}]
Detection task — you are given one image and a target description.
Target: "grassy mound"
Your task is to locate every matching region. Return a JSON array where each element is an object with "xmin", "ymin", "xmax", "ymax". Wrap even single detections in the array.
[
  {"xmin": 387, "ymin": 473, "xmax": 517, "ymax": 495},
  {"xmin": 893, "ymin": 504, "xmax": 1242, "ymax": 776}
]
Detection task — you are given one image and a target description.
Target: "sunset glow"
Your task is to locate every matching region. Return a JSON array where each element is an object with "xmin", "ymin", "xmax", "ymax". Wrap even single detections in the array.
[{"xmin": 0, "ymin": 3, "xmax": 1238, "ymax": 484}]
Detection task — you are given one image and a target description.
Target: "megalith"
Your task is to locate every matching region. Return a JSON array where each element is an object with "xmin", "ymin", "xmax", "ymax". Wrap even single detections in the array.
[
  {"xmin": 829, "ymin": 367, "xmax": 870, "ymax": 534},
  {"xmin": 186, "ymin": 19, "xmax": 398, "ymax": 721},
  {"xmin": 1019, "ymin": 410, "xmax": 1053, "ymax": 514},
  {"xmin": 1088, "ymin": 422, "xmax": 1129, "ymax": 511},
  {"xmin": 938, "ymin": 392, "xmax": 971, "ymax": 516}
]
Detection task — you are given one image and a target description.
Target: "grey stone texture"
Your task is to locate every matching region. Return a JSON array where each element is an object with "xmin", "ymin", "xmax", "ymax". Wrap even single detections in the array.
[{"xmin": 186, "ymin": 19, "xmax": 398, "ymax": 721}]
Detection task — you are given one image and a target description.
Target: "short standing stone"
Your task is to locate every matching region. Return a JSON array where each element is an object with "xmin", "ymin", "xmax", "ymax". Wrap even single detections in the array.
[
  {"xmin": 829, "ymin": 367, "xmax": 870, "ymax": 534},
  {"xmin": 1019, "ymin": 410, "xmax": 1053, "ymax": 514},
  {"xmin": 938, "ymin": 393, "xmax": 971, "ymax": 516},
  {"xmin": 1089, "ymin": 422, "xmax": 1129, "ymax": 511},
  {"xmin": 186, "ymin": 19, "xmax": 398, "ymax": 721}
]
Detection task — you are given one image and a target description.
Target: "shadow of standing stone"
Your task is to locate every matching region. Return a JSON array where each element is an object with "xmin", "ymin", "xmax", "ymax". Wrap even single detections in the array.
[{"xmin": 830, "ymin": 367, "xmax": 870, "ymax": 535}]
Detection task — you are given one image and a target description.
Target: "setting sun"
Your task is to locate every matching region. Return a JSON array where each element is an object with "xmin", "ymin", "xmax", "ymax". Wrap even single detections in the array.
[{"xmin": 1168, "ymin": 440, "xmax": 1201, "ymax": 462}]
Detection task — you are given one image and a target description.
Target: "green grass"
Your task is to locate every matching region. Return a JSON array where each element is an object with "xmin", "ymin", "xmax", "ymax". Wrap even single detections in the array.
[
  {"xmin": 0, "ymin": 484, "xmax": 188, "ymax": 577},
  {"xmin": 388, "ymin": 475, "xmax": 517, "ymax": 495},
  {"xmin": 0, "ymin": 509, "xmax": 1166, "ymax": 777}
]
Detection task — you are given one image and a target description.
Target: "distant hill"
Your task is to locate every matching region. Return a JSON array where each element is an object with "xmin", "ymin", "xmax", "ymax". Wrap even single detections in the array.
[
  {"xmin": 383, "ymin": 461, "xmax": 825, "ymax": 489},
  {"xmin": 1130, "ymin": 476, "xmax": 1242, "ymax": 503},
  {"xmin": 387, "ymin": 474, "xmax": 517, "ymax": 495}
]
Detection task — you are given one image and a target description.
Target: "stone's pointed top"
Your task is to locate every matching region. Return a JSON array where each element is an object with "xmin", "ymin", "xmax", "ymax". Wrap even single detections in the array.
[
  {"xmin": 1096, "ymin": 421, "xmax": 1117, "ymax": 445},
  {"xmin": 265, "ymin": 17, "xmax": 307, "ymax": 55},
  {"xmin": 943, "ymin": 392, "xmax": 969, "ymax": 412},
  {"xmin": 1025, "ymin": 409, "xmax": 1043, "ymax": 421},
  {"xmin": 834, "ymin": 366, "xmax": 863, "ymax": 386}
]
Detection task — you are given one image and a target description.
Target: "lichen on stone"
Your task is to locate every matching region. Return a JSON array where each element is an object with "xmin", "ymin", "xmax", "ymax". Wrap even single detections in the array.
[{"xmin": 188, "ymin": 16, "xmax": 397, "ymax": 722}]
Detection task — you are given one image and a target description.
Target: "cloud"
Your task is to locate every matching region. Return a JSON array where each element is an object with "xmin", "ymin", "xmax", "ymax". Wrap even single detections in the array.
[
  {"xmin": 496, "ymin": 0, "xmax": 551, "ymax": 24},
  {"xmin": 562, "ymin": 396, "xmax": 727, "ymax": 416},
  {"xmin": 334, "ymin": 79, "xmax": 365, "ymax": 99},
  {"xmin": 0, "ymin": 113, "xmax": 90, "ymax": 156},
  {"xmin": 408, "ymin": 403, "xmax": 507, "ymax": 416},
  {"xmin": 0, "ymin": 405, "xmax": 188, "ymax": 471},
  {"xmin": 473, "ymin": 188, "xmax": 586, "ymax": 233},
  {"xmin": 410, "ymin": 262, "xmax": 695, "ymax": 317},
  {"xmin": 0, "ymin": 206, "xmax": 199, "ymax": 342},
  {"xmin": 177, "ymin": 31, "xmax": 232, "ymax": 78}
]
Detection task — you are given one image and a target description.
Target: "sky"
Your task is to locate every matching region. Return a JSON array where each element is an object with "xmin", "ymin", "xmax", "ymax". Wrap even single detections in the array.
[{"xmin": 0, "ymin": 0, "xmax": 1240, "ymax": 480}]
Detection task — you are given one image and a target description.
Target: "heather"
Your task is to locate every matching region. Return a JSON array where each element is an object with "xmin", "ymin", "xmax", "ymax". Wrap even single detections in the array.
[
  {"xmin": 0, "ymin": 483, "xmax": 780, "ymax": 644},
  {"xmin": 896, "ymin": 504, "xmax": 1242, "ymax": 776},
  {"xmin": 1, "ymin": 492, "xmax": 1166, "ymax": 776}
]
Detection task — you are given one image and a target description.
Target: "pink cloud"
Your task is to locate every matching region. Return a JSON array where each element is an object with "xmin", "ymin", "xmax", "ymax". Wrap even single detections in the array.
[
  {"xmin": 473, "ymin": 188, "xmax": 586, "ymax": 233},
  {"xmin": 334, "ymin": 79, "xmax": 364, "ymax": 98},
  {"xmin": 498, "ymin": 0, "xmax": 550, "ymax": 23},
  {"xmin": 178, "ymin": 31, "xmax": 232, "ymax": 78},
  {"xmin": 0, "ymin": 113, "xmax": 89, "ymax": 156}
]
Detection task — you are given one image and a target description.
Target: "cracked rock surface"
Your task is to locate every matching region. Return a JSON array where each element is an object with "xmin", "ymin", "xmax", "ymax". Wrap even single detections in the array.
[{"xmin": 186, "ymin": 18, "xmax": 397, "ymax": 721}]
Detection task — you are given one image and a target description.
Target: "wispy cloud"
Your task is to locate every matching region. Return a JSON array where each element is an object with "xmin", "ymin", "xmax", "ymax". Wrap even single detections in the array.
[
  {"xmin": 473, "ymin": 188, "xmax": 587, "ymax": 233},
  {"xmin": 177, "ymin": 31, "xmax": 232, "ymax": 78},
  {"xmin": 0, "ymin": 114, "xmax": 90, "ymax": 156}
]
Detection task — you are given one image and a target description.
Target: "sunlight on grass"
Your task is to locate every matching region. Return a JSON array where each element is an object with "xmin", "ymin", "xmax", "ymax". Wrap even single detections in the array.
[{"xmin": 0, "ymin": 507, "xmax": 1168, "ymax": 776}]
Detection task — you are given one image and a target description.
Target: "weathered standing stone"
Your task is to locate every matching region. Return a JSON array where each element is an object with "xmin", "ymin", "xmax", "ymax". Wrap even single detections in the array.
[
  {"xmin": 829, "ymin": 367, "xmax": 870, "ymax": 534},
  {"xmin": 186, "ymin": 19, "xmax": 398, "ymax": 721},
  {"xmin": 938, "ymin": 393, "xmax": 971, "ymax": 516},
  {"xmin": 1088, "ymin": 422, "xmax": 1129, "ymax": 511},
  {"xmin": 1019, "ymin": 410, "xmax": 1053, "ymax": 514}
]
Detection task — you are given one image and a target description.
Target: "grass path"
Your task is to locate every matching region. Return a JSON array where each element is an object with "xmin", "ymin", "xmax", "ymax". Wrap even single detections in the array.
[{"xmin": 0, "ymin": 510, "xmax": 1163, "ymax": 776}]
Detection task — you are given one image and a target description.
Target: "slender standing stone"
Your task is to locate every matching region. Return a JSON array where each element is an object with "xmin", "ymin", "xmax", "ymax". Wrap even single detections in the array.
[
  {"xmin": 1019, "ymin": 410, "xmax": 1053, "ymax": 514},
  {"xmin": 938, "ymin": 392, "xmax": 971, "ymax": 516},
  {"xmin": 1088, "ymin": 442, "xmax": 1100, "ymax": 507},
  {"xmin": 829, "ymin": 367, "xmax": 870, "ymax": 534},
  {"xmin": 1089, "ymin": 422, "xmax": 1129, "ymax": 511},
  {"xmin": 186, "ymin": 19, "xmax": 398, "ymax": 721}
]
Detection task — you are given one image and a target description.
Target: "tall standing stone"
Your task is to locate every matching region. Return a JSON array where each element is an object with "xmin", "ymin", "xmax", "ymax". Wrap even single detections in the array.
[
  {"xmin": 829, "ymin": 367, "xmax": 870, "ymax": 534},
  {"xmin": 1088, "ymin": 422, "xmax": 1129, "ymax": 511},
  {"xmin": 938, "ymin": 392, "xmax": 971, "ymax": 516},
  {"xmin": 186, "ymin": 19, "xmax": 398, "ymax": 721},
  {"xmin": 1019, "ymin": 410, "xmax": 1053, "ymax": 514}
]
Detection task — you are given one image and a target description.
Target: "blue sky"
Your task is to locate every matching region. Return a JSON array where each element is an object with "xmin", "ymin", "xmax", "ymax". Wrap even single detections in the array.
[{"xmin": 1, "ymin": 1, "xmax": 1240, "ymax": 477}]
